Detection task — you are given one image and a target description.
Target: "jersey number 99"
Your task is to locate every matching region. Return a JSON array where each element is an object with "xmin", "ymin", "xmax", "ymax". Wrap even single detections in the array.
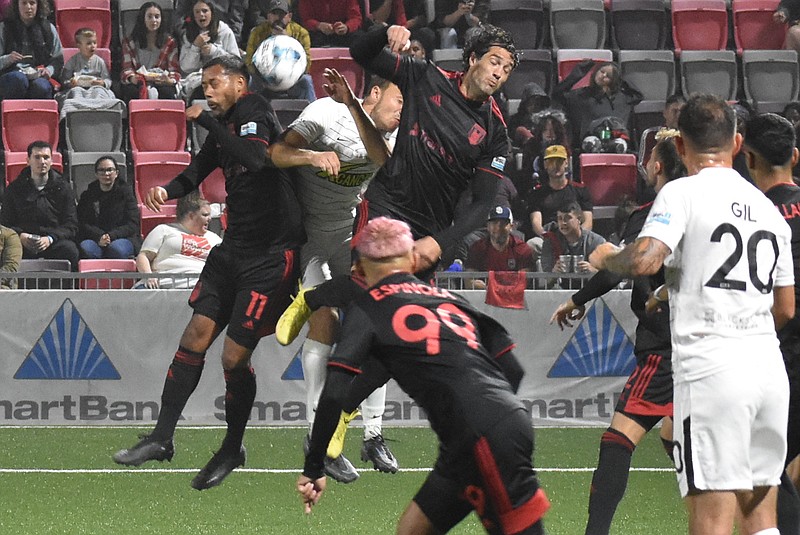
[{"xmin": 392, "ymin": 303, "xmax": 479, "ymax": 355}]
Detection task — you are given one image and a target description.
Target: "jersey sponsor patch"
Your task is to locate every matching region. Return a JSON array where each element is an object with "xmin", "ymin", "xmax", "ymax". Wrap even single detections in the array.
[
  {"xmin": 240, "ymin": 122, "xmax": 258, "ymax": 136},
  {"xmin": 646, "ymin": 211, "xmax": 671, "ymax": 225},
  {"xmin": 491, "ymin": 156, "xmax": 506, "ymax": 172}
]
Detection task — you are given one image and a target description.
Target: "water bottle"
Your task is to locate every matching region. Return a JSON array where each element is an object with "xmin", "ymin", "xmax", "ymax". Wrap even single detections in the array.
[{"xmin": 600, "ymin": 125, "xmax": 612, "ymax": 141}]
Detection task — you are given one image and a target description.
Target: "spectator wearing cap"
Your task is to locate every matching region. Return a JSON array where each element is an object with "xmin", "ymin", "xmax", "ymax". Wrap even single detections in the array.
[
  {"xmin": 298, "ymin": 0, "xmax": 363, "ymax": 48},
  {"xmin": 245, "ymin": 0, "xmax": 315, "ymax": 101},
  {"xmin": 464, "ymin": 205, "xmax": 533, "ymax": 290}
]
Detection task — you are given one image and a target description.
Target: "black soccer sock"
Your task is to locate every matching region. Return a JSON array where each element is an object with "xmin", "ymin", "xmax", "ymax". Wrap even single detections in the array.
[
  {"xmin": 220, "ymin": 366, "xmax": 257, "ymax": 452},
  {"xmin": 151, "ymin": 346, "xmax": 206, "ymax": 442},
  {"xmin": 778, "ymin": 471, "xmax": 800, "ymax": 535},
  {"xmin": 585, "ymin": 428, "xmax": 636, "ymax": 535},
  {"xmin": 305, "ymin": 275, "xmax": 362, "ymax": 310}
]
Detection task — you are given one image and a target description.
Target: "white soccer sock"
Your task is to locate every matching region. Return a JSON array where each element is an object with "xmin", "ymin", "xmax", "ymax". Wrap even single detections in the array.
[
  {"xmin": 360, "ymin": 383, "xmax": 387, "ymax": 440},
  {"xmin": 750, "ymin": 528, "xmax": 779, "ymax": 535},
  {"xmin": 301, "ymin": 339, "xmax": 332, "ymax": 431}
]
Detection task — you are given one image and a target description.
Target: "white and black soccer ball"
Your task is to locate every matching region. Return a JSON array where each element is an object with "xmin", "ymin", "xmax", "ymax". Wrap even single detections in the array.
[{"xmin": 252, "ymin": 34, "xmax": 307, "ymax": 92}]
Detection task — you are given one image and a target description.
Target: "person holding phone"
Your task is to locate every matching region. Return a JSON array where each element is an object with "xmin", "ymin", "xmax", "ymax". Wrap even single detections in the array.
[{"xmin": 434, "ymin": 0, "xmax": 487, "ymax": 48}]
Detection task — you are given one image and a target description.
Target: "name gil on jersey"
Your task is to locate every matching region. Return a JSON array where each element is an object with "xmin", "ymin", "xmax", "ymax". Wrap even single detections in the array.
[
  {"xmin": 646, "ymin": 210, "xmax": 672, "ymax": 225},
  {"xmin": 370, "ymin": 282, "xmax": 457, "ymax": 302}
]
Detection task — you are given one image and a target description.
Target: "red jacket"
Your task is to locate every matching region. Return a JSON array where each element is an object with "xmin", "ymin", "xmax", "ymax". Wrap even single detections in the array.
[{"xmin": 299, "ymin": 0, "xmax": 363, "ymax": 33}]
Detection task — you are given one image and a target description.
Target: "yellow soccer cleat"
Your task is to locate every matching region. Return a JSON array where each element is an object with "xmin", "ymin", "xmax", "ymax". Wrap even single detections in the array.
[
  {"xmin": 327, "ymin": 409, "xmax": 360, "ymax": 459},
  {"xmin": 276, "ymin": 286, "xmax": 313, "ymax": 346}
]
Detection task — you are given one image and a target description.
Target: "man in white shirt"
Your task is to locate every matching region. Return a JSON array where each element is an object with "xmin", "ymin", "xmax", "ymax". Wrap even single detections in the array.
[{"xmin": 590, "ymin": 94, "xmax": 795, "ymax": 535}]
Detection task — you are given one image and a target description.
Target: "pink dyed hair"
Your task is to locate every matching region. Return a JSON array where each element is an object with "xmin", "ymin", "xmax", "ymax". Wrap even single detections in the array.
[{"xmin": 353, "ymin": 217, "xmax": 414, "ymax": 259}]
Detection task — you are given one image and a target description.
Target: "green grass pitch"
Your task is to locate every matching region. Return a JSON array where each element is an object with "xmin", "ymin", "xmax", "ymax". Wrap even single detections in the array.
[{"xmin": 0, "ymin": 426, "xmax": 686, "ymax": 534}]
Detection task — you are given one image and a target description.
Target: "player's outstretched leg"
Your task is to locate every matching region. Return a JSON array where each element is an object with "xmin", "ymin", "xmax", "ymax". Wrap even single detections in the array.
[
  {"xmin": 361, "ymin": 384, "xmax": 398, "ymax": 473},
  {"xmin": 276, "ymin": 286, "xmax": 313, "ymax": 346},
  {"xmin": 113, "ymin": 346, "xmax": 206, "ymax": 466},
  {"xmin": 585, "ymin": 427, "xmax": 636, "ymax": 535}
]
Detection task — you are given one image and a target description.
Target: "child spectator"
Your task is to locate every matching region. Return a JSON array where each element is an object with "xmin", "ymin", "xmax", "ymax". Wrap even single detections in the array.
[{"xmin": 60, "ymin": 28, "xmax": 114, "ymax": 100}]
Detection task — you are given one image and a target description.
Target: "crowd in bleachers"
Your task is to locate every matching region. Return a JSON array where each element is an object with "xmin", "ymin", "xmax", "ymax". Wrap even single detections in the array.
[{"xmin": 0, "ymin": 0, "xmax": 799, "ymax": 288}]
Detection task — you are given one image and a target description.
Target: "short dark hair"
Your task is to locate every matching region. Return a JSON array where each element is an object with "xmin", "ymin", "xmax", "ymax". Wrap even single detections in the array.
[
  {"xmin": 176, "ymin": 190, "xmax": 209, "ymax": 221},
  {"xmin": 557, "ymin": 201, "xmax": 583, "ymax": 219},
  {"xmin": 203, "ymin": 55, "xmax": 249, "ymax": 80},
  {"xmin": 27, "ymin": 140, "xmax": 52, "ymax": 156},
  {"xmin": 462, "ymin": 24, "xmax": 519, "ymax": 71},
  {"xmin": 678, "ymin": 94, "xmax": 736, "ymax": 152},
  {"xmin": 744, "ymin": 113, "xmax": 797, "ymax": 167},
  {"xmin": 652, "ymin": 134, "xmax": 685, "ymax": 183},
  {"xmin": 367, "ymin": 75, "xmax": 392, "ymax": 93},
  {"xmin": 94, "ymin": 155, "xmax": 119, "ymax": 172}
]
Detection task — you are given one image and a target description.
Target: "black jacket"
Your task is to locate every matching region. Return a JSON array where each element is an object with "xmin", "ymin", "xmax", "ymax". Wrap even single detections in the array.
[
  {"xmin": 77, "ymin": 179, "xmax": 142, "ymax": 252},
  {"xmin": 0, "ymin": 167, "xmax": 77, "ymax": 243}
]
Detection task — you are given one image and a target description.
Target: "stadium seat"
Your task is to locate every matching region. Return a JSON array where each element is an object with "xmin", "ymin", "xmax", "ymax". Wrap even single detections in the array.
[
  {"xmin": 432, "ymin": 48, "xmax": 463, "ymax": 72},
  {"xmin": 1, "ymin": 99, "xmax": 59, "ymax": 153},
  {"xmin": 556, "ymin": 49, "xmax": 613, "ymax": 89},
  {"xmin": 742, "ymin": 50, "xmax": 799, "ymax": 112},
  {"xmin": 132, "ymin": 151, "xmax": 192, "ymax": 204},
  {"xmin": 78, "ymin": 259, "xmax": 138, "ymax": 289},
  {"xmin": 270, "ymin": 99, "xmax": 310, "ymax": 130},
  {"xmin": 618, "ymin": 50, "xmax": 676, "ymax": 102},
  {"xmin": 189, "ymin": 99, "xmax": 211, "ymax": 155},
  {"xmin": 5, "ymin": 151, "xmax": 63, "ymax": 185},
  {"xmin": 680, "ymin": 50, "xmax": 738, "ymax": 100},
  {"xmin": 128, "ymin": 100, "xmax": 187, "ymax": 155},
  {"xmin": 55, "ymin": 0, "xmax": 111, "ymax": 49},
  {"xmin": 610, "ymin": 0, "xmax": 669, "ymax": 50},
  {"xmin": 549, "ymin": 0, "xmax": 606, "ymax": 50},
  {"xmin": 118, "ymin": 0, "xmax": 173, "ymax": 42},
  {"xmin": 68, "ymin": 151, "xmax": 127, "ymax": 199},
  {"xmin": 671, "ymin": 0, "xmax": 729, "ymax": 55},
  {"xmin": 489, "ymin": 0, "xmax": 545, "ymax": 49},
  {"xmin": 64, "ymin": 108, "xmax": 125, "ymax": 153},
  {"xmin": 732, "ymin": 0, "xmax": 786, "ymax": 54},
  {"xmin": 199, "ymin": 167, "xmax": 226, "ymax": 204},
  {"xmin": 579, "ymin": 153, "xmax": 638, "ymax": 206},
  {"xmin": 638, "ymin": 126, "xmax": 660, "ymax": 169},
  {"xmin": 504, "ymin": 49, "xmax": 553, "ymax": 99},
  {"xmin": 632, "ymin": 100, "xmax": 667, "ymax": 140},
  {"xmin": 308, "ymin": 50, "xmax": 364, "ymax": 99},
  {"xmin": 140, "ymin": 202, "xmax": 177, "ymax": 238},
  {"xmin": 62, "ymin": 47, "xmax": 112, "ymax": 71},
  {"xmin": 17, "ymin": 258, "xmax": 72, "ymax": 288}
]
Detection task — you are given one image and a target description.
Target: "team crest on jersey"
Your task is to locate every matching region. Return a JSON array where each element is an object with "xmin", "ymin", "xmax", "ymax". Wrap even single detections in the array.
[
  {"xmin": 491, "ymin": 156, "xmax": 506, "ymax": 171},
  {"xmin": 240, "ymin": 122, "xmax": 257, "ymax": 136},
  {"xmin": 468, "ymin": 123, "xmax": 486, "ymax": 145},
  {"xmin": 646, "ymin": 210, "xmax": 671, "ymax": 225}
]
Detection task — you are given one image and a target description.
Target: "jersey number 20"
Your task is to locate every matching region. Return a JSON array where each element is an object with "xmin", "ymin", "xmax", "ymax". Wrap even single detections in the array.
[
  {"xmin": 704, "ymin": 223, "xmax": 778, "ymax": 294},
  {"xmin": 392, "ymin": 303, "xmax": 479, "ymax": 356}
]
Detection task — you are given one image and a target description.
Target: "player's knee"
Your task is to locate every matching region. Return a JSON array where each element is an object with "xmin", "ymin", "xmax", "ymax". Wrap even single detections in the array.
[{"xmin": 308, "ymin": 307, "xmax": 339, "ymax": 344}]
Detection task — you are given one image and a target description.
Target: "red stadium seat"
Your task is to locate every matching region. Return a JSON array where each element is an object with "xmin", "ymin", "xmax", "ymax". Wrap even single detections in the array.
[
  {"xmin": 128, "ymin": 100, "xmax": 187, "ymax": 154},
  {"xmin": 671, "ymin": 0, "xmax": 729, "ymax": 55},
  {"xmin": 556, "ymin": 49, "xmax": 613, "ymax": 89},
  {"xmin": 2, "ymin": 99, "xmax": 59, "ymax": 153},
  {"xmin": 140, "ymin": 202, "xmax": 177, "ymax": 238},
  {"xmin": 579, "ymin": 153, "xmax": 638, "ymax": 206},
  {"xmin": 199, "ymin": 167, "xmax": 226, "ymax": 204},
  {"xmin": 132, "ymin": 151, "xmax": 192, "ymax": 204},
  {"xmin": 732, "ymin": 0, "xmax": 786, "ymax": 54},
  {"xmin": 78, "ymin": 259, "xmax": 138, "ymax": 289},
  {"xmin": 308, "ymin": 50, "xmax": 364, "ymax": 99},
  {"xmin": 5, "ymin": 151, "xmax": 63, "ymax": 185},
  {"xmin": 55, "ymin": 0, "xmax": 111, "ymax": 49},
  {"xmin": 62, "ymin": 47, "xmax": 112, "ymax": 71}
]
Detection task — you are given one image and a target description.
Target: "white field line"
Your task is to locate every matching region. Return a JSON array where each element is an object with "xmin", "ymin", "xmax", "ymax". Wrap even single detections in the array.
[{"xmin": 0, "ymin": 467, "xmax": 673, "ymax": 474}]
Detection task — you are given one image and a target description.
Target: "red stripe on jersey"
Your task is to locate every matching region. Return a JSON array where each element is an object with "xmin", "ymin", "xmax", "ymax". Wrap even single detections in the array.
[
  {"xmin": 393, "ymin": 54, "xmax": 401, "ymax": 76},
  {"xmin": 478, "ymin": 166, "xmax": 505, "ymax": 180},
  {"xmin": 246, "ymin": 136, "xmax": 270, "ymax": 147},
  {"xmin": 352, "ymin": 200, "xmax": 371, "ymax": 245},
  {"xmin": 632, "ymin": 354, "xmax": 660, "ymax": 400},
  {"xmin": 440, "ymin": 67, "xmax": 462, "ymax": 80},
  {"xmin": 490, "ymin": 98, "xmax": 507, "ymax": 128},
  {"xmin": 494, "ymin": 343, "xmax": 516, "ymax": 359},
  {"xmin": 328, "ymin": 361, "xmax": 362, "ymax": 375}
]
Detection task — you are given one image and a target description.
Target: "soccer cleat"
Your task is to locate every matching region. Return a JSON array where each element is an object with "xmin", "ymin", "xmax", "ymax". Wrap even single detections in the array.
[
  {"xmin": 327, "ymin": 409, "xmax": 360, "ymax": 459},
  {"xmin": 303, "ymin": 435, "xmax": 359, "ymax": 484},
  {"xmin": 191, "ymin": 445, "xmax": 246, "ymax": 490},
  {"xmin": 361, "ymin": 435, "xmax": 399, "ymax": 473},
  {"xmin": 113, "ymin": 434, "xmax": 174, "ymax": 466},
  {"xmin": 275, "ymin": 286, "xmax": 313, "ymax": 346}
]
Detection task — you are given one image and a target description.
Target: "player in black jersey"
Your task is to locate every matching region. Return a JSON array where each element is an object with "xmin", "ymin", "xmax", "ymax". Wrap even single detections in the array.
[
  {"xmin": 113, "ymin": 56, "xmax": 304, "ymax": 490},
  {"xmin": 296, "ymin": 217, "xmax": 549, "ymax": 534},
  {"xmin": 744, "ymin": 112, "xmax": 800, "ymax": 535},
  {"xmin": 550, "ymin": 131, "xmax": 685, "ymax": 535},
  {"xmin": 277, "ymin": 23, "xmax": 518, "ymax": 343}
]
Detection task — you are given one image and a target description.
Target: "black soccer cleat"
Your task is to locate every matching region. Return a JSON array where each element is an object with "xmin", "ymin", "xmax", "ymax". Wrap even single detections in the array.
[
  {"xmin": 303, "ymin": 435, "xmax": 359, "ymax": 484},
  {"xmin": 361, "ymin": 435, "xmax": 398, "ymax": 473},
  {"xmin": 191, "ymin": 445, "xmax": 246, "ymax": 491},
  {"xmin": 113, "ymin": 434, "xmax": 174, "ymax": 466}
]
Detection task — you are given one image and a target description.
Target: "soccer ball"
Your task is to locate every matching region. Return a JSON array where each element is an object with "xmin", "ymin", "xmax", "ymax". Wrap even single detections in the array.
[{"xmin": 251, "ymin": 34, "xmax": 307, "ymax": 92}]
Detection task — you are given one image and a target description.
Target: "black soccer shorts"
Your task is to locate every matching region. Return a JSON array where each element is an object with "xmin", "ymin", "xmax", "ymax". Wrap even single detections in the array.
[{"xmin": 615, "ymin": 350, "xmax": 673, "ymax": 431}]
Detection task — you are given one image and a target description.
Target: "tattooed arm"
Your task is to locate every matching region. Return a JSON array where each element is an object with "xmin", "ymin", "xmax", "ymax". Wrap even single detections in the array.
[{"xmin": 589, "ymin": 237, "xmax": 671, "ymax": 278}]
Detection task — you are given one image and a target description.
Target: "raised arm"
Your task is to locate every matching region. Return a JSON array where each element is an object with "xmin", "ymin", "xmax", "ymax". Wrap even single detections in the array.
[{"xmin": 589, "ymin": 236, "xmax": 671, "ymax": 278}]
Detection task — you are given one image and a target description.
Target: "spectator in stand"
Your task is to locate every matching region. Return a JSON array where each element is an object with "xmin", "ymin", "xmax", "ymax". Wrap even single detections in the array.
[
  {"xmin": 0, "ymin": 0, "xmax": 11, "ymax": 22},
  {"xmin": 662, "ymin": 94, "xmax": 685, "ymax": 130},
  {"xmin": 464, "ymin": 206, "xmax": 533, "ymax": 289},
  {"xmin": 77, "ymin": 156, "xmax": 142, "ymax": 260},
  {"xmin": 508, "ymin": 82, "xmax": 552, "ymax": 147},
  {"xmin": 540, "ymin": 201, "xmax": 605, "ymax": 289},
  {"xmin": 246, "ymin": 0, "xmax": 315, "ymax": 101},
  {"xmin": 174, "ymin": 0, "xmax": 248, "ymax": 46},
  {"xmin": 0, "ymin": 225, "xmax": 22, "ymax": 289},
  {"xmin": 299, "ymin": 0, "xmax": 363, "ymax": 48},
  {"xmin": 516, "ymin": 110, "xmax": 570, "ymax": 204},
  {"xmin": 366, "ymin": 0, "xmax": 406, "ymax": 29},
  {"xmin": 59, "ymin": 28, "xmax": 115, "ymax": 100},
  {"xmin": 775, "ymin": 0, "xmax": 800, "ymax": 57},
  {"xmin": 553, "ymin": 59, "xmax": 642, "ymax": 154},
  {"xmin": 434, "ymin": 0, "xmax": 488, "ymax": 48},
  {"xmin": 135, "ymin": 191, "xmax": 222, "ymax": 289},
  {"xmin": 0, "ymin": 141, "xmax": 79, "ymax": 271},
  {"xmin": 0, "ymin": 0, "xmax": 63, "ymax": 99},
  {"xmin": 120, "ymin": 2, "xmax": 180, "ymax": 102}
]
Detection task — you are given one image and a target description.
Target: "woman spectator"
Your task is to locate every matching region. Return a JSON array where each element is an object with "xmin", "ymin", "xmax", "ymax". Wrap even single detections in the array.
[
  {"xmin": 0, "ymin": 0, "xmax": 63, "ymax": 99},
  {"xmin": 135, "ymin": 191, "xmax": 222, "ymax": 289},
  {"xmin": 120, "ymin": 1, "xmax": 180, "ymax": 102},
  {"xmin": 553, "ymin": 59, "xmax": 642, "ymax": 154},
  {"xmin": 77, "ymin": 156, "xmax": 142, "ymax": 260},
  {"xmin": 179, "ymin": 0, "xmax": 240, "ymax": 81}
]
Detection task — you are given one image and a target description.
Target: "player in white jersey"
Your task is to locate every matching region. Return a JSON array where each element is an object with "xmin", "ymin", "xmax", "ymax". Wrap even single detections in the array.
[
  {"xmin": 270, "ymin": 69, "xmax": 403, "ymax": 482},
  {"xmin": 589, "ymin": 94, "xmax": 795, "ymax": 535}
]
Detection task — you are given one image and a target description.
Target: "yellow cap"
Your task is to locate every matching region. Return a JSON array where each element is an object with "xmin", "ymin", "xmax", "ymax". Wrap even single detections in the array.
[{"xmin": 543, "ymin": 144, "xmax": 568, "ymax": 160}]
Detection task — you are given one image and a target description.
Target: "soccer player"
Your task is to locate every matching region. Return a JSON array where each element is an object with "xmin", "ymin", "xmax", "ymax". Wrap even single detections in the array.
[
  {"xmin": 270, "ymin": 68, "xmax": 403, "ymax": 481},
  {"xmin": 743, "ymin": 112, "xmax": 800, "ymax": 535},
  {"xmin": 589, "ymin": 94, "xmax": 795, "ymax": 535},
  {"xmin": 296, "ymin": 217, "xmax": 550, "ymax": 534},
  {"xmin": 277, "ymin": 23, "xmax": 518, "ymax": 341},
  {"xmin": 113, "ymin": 55, "xmax": 304, "ymax": 491},
  {"xmin": 550, "ymin": 130, "xmax": 685, "ymax": 535}
]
